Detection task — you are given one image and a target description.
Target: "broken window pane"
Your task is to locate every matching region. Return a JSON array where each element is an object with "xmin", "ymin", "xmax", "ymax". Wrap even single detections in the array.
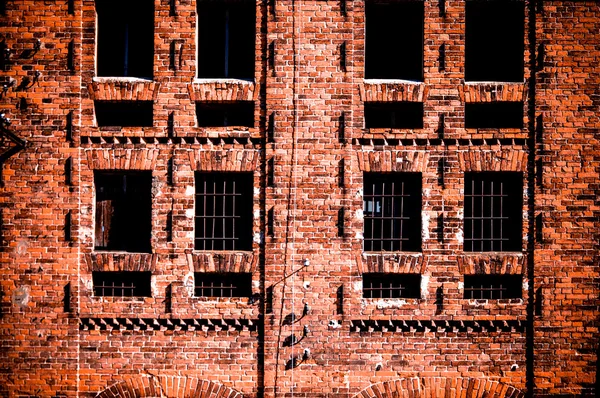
[
  {"xmin": 96, "ymin": 0, "xmax": 154, "ymax": 78},
  {"xmin": 95, "ymin": 171, "xmax": 152, "ymax": 253},
  {"xmin": 463, "ymin": 172, "xmax": 523, "ymax": 252},
  {"xmin": 363, "ymin": 273, "xmax": 421, "ymax": 299},
  {"xmin": 365, "ymin": 0, "xmax": 424, "ymax": 80},
  {"xmin": 197, "ymin": 0, "xmax": 255, "ymax": 79},
  {"xmin": 363, "ymin": 173, "xmax": 422, "ymax": 252},
  {"xmin": 194, "ymin": 272, "xmax": 252, "ymax": 297},
  {"xmin": 464, "ymin": 274, "xmax": 522, "ymax": 299},
  {"xmin": 195, "ymin": 172, "xmax": 253, "ymax": 251},
  {"xmin": 465, "ymin": 0, "xmax": 524, "ymax": 82}
]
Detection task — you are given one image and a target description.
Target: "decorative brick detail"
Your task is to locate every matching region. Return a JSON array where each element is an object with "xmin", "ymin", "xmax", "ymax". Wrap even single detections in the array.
[
  {"xmin": 95, "ymin": 375, "xmax": 244, "ymax": 398},
  {"xmin": 458, "ymin": 150, "xmax": 527, "ymax": 172},
  {"xmin": 352, "ymin": 377, "xmax": 524, "ymax": 398},
  {"xmin": 458, "ymin": 254, "xmax": 524, "ymax": 275},
  {"xmin": 360, "ymin": 81, "xmax": 428, "ymax": 102},
  {"xmin": 187, "ymin": 252, "xmax": 257, "ymax": 273},
  {"xmin": 356, "ymin": 151, "xmax": 430, "ymax": 172},
  {"xmin": 85, "ymin": 148, "xmax": 161, "ymax": 170},
  {"xmin": 189, "ymin": 80, "xmax": 257, "ymax": 102},
  {"xmin": 350, "ymin": 320, "xmax": 526, "ymax": 334},
  {"xmin": 461, "ymin": 83, "xmax": 527, "ymax": 103},
  {"xmin": 84, "ymin": 253, "xmax": 158, "ymax": 272},
  {"xmin": 188, "ymin": 150, "xmax": 260, "ymax": 172},
  {"xmin": 88, "ymin": 78, "xmax": 161, "ymax": 101},
  {"xmin": 357, "ymin": 254, "xmax": 426, "ymax": 274},
  {"xmin": 80, "ymin": 318, "xmax": 259, "ymax": 333}
]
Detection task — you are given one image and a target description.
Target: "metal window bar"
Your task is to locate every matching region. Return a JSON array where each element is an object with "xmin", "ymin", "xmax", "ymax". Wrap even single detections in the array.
[
  {"xmin": 363, "ymin": 179, "xmax": 412, "ymax": 251},
  {"xmin": 362, "ymin": 274, "xmax": 421, "ymax": 299},
  {"xmin": 363, "ymin": 280, "xmax": 407, "ymax": 299},
  {"xmin": 195, "ymin": 280, "xmax": 239, "ymax": 297},
  {"xmin": 195, "ymin": 174, "xmax": 250, "ymax": 251},
  {"xmin": 94, "ymin": 280, "xmax": 137, "ymax": 297},
  {"xmin": 464, "ymin": 283, "xmax": 508, "ymax": 300},
  {"xmin": 464, "ymin": 177, "xmax": 510, "ymax": 252},
  {"xmin": 194, "ymin": 273, "xmax": 251, "ymax": 297}
]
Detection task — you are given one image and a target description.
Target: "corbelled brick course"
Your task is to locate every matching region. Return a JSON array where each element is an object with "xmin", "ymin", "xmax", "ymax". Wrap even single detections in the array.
[{"xmin": 0, "ymin": 1, "xmax": 598, "ymax": 398}]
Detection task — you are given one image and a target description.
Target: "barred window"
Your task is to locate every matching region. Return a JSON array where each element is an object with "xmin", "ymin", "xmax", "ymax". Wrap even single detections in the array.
[
  {"xmin": 195, "ymin": 172, "xmax": 253, "ymax": 251},
  {"xmin": 463, "ymin": 172, "xmax": 523, "ymax": 252},
  {"xmin": 363, "ymin": 273, "xmax": 421, "ymax": 299},
  {"xmin": 464, "ymin": 274, "xmax": 522, "ymax": 299},
  {"xmin": 363, "ymin": 173, "xmax": 422, "ymax": 252},
  {"xmin": 194, "ymin": 272, "xmax": 252, "ymax": 298},
  {"xmin": 92, "ymin": 271, "xmax": 151, "ymax": 297}
]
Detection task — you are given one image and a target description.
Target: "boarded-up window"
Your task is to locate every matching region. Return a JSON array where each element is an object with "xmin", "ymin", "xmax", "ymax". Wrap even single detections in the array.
[{"xmin": 95, "ymin": 171, "xmax": 152, "ymax": 252}]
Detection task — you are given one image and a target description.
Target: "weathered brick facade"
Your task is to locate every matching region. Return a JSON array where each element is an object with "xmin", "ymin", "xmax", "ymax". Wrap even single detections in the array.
[{"xmin": 0, "ymin": 1, "xmax": 598, "ymax": 397}]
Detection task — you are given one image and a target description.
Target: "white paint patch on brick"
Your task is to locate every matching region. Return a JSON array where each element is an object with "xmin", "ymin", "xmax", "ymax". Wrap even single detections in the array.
[
  {"xmin": 355, "ymin": 208, "xmax": 363, "ymax": 220},
  {"xmin": 375, "ymin": 299, "xmax": 408, "ymax": 309},
  {"xmin": 422, "ymin": 212, "xmax": 430, "ymax": 241},
  {"xmin": 421, "ymin": 274, "xmax": 430, "ymax": 299},
  {"xmin": 185, "ymin": 209, "xmax": 194, "ymax": 219},
  {"xmin": 185, "ymin": 185, "xmax": 195, "ymax": 196}
]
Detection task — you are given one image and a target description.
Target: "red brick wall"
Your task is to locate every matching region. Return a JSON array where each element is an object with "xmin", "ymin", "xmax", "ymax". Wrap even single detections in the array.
[{"xmin": 0, "ymin": 1, "xmax": 597, "ymax": 397}]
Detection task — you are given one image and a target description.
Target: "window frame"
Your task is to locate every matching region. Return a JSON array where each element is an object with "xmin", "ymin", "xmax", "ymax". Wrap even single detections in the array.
[
  {"xmin": 363, "ymin": 172, "xmax": 422, "ymax": 252},
  {"xmin": 463, "ymin": 274, "xmax": 523, "ymax": 300},
  {"xmin": 362, "ymin": 273, "xmax": 421, "ymax": 299},
  {"xmin": 194, "ymin": 172, "xmax": 254, "ymax": 251},
  {"xmin": 92, "ymin": 271, "xmax": 152, "ymax": 298},
  {"xmin": 463, "ymin": 172, "xmax": 523, "ymax": 252},
  {"xmin": 194, "ymin": 272, "xmax": 252, "ymax": 298}
]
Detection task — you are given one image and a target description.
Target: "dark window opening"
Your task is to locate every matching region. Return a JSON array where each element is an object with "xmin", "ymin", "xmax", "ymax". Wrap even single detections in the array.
[
  {"xmin": 92, "ymin": 271, "xmax": 152, "ymax": 297},
  {"xmin": 95, "ymin": 171, "xmax": 152, "ymax": 253},
  {"xmin": 196, "ymin": 102, "xmax": 254, "ymax": 127},
  {"xmin": 365, "ymin": 0, "xmax": 423, "ymax": 80},
  {"xmin": 465, "ymin": 0, "xmax": 524, "ymax": 82},
  {"xmin": 464, "ymin": 172, "xmax": 523, "ymax": 252},
  {"xmin": 365, "ymin": 102, "xmax": 423, "ymax": 129},
  {"xmin": 464, "ymin": 274, "xmax": 522, "ymax": 299},
  {"xmin": 197, "ymin": 0, "xmax": 255, "ymax": 79},
  {"xmin": 363, "ymin": 273, "xmax": 421, "ymax": 299},
  {"xmin": 96, "ymin": 0, "xmax": 154, "ymax": 78},
  {"xmin": 363, "ymin": 173, "xmax": 421, "ymax": 252},
  {"xmin": 95, "ymin": 101, "xmax": 153, "ymax": 128},
  {"xmin": 194, "ymin": 272, "xmax": 252, "ymax": 297},
  {"xmin": 195, "ymin": 172, "xmax": 253, "ymax": 251},
  {"xmin": 465, "ymin": 102, "xmax": 523, "ymax": 129}
]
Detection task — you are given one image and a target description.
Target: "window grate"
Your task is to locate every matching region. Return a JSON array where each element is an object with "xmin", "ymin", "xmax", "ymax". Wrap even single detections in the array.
[
  {"xmin": 195, "ymin": 172, "xmax": 253, "ymax": 251},
  {"xmin": 194, "ymin": 273, "xmax": 251, "ymax": 297},
  {"xmin": 362, "ymin": 273, "xmax": 421, "ymax": 299},
  {"xmin": 363, "ymin": 173, "xmax": 421, "ymax": 252},
  {"xmin": 463, "ymin": 172, "xmax": 522, "ymax": 252},
  {"xmin": 464, "ymin": 274, "xmax": 522, "ymax": 299},
  {"xmin": 92, "ymin": 271, "xmax": 151, "ymax": 297}
]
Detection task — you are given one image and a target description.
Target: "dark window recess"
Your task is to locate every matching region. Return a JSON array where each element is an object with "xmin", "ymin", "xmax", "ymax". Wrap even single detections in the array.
[
  {"xmin": 464, "ymin": 172, "xmax": 523, "ymax": 252},
  {"xmin": 365, "ymin": 0, "xmax": 423, "ymax": 80},
  {"xmin": 465, "ymin": 102, "xmax": 523, "ymax": 129},
  {"xmin": 363, "ymin": 173, "xmax": 422, "ymax": 252},
  {"xmin": 95, "ymin": 101, "xmax": 153, "ymax": 128},
  {"xmin": 92, "ymin": 271, "xmax": 152, "ymax": 297},
  {"xmin": 96, "ymin": 0, "xmax": 154, "ymax": 78},
  {"xmin": 197, "ymin": 0, "xmax": 255, "ymax": 79},
  {"xmin": 195, "ymin": 172, "xmax": 253, "ymax": 251},
  {"xmin": 465, "ymin": 0, "xmax": 524, "ymax": 82},
  {"xmin": 196, "ymin": 102, "xmax": 254, "ymax": 128},
  {"xmin": 95, "ymin": 171, "xmax": 152, "ymax": 253},
  {"xmin": 194, "ymin": 272, "xmax": 252, "ymax": 297},
  {"xmin": 363, "ymin": 273, "xmax": 421, "ymax": 299},
  {"xmin": 464, "ymin": 274, "xmax": 522, "ymax": 299},
  {"xmin": 365, "ymin": 102, "xmax": 423, "ymax": 129}
]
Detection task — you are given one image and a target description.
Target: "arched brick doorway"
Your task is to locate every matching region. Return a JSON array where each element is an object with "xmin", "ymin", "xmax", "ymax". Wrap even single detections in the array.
[
  {"xmin": 352, "ymin": 377, "xmax": 524, "ymax": 398},
  {"xmin": 95, "ymin": 375, "xmax": 243, "ymax": 398}
]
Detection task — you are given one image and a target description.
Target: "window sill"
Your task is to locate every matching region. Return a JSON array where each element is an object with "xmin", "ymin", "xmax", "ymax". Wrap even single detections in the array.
[
  {"xmin": 190, "ymin": 79, "xmax": 256, "ymax": 102},
  {"xmin": 461, "ymin": 81, "xmax": 526, "ymax": 103},
  {"xmin": 457, "ymin": 253, "xmax": 525, "ymax": 276},
  {"xmin": 93, "ymin": 76, "xmax": 154, "ymax": 83},
  {"xmin": 89, "ymin": 78, "xmax": 160, "ymax": 101},
  {"xmin": 361, "ymin": 80, "xmax": 426, "ymax": 103},
  {"xmin": 360, "ymin": 252, "xmax": 424, "ymax": 274}
]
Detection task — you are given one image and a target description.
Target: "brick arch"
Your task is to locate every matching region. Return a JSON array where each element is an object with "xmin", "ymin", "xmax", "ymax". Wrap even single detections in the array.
[
  {"xmin": 352, "ymin": 377, "xmax": 524, "ymax": 398},
  {"xmin": 95, "ymin": 375, "xmax": 244, "ymax": 398}
]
